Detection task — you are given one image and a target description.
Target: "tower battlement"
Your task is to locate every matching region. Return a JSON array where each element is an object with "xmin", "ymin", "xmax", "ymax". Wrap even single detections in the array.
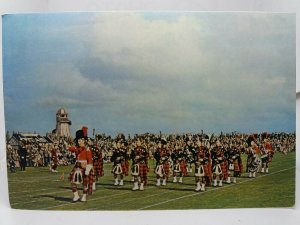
[{"xmin": 55, "ymin": 108, "xmax": 71, "ymax": 137}]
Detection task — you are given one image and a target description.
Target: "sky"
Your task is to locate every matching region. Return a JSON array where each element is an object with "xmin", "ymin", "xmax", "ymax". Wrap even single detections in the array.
[{"xmin": 2, "ymin": 12, "xmax": 296, "ymax": 136}]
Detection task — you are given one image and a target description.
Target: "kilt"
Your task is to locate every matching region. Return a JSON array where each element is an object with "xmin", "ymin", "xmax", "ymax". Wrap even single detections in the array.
[
  {"xmin": 138, "ymin": 162, "xmax": 149, "ymax": 178},
  {"xmin": 180, "ymin": 161, "xmax": 187, "ymax": 176},
  {"xmin": 163, "ymin": 162, "xmax": 170, "ymax": 177},
  {"xmin": 233, "ymin": 160, "xmax": 241, "ymax": 172},
  {"xmin": 203, "ymin": 164, "xmax": 210, "ymax": 176},
  {"xmin": 93, "ymin": 160, "xmax": 104, "ymax": 177},
  {"xmin": 69, "ymin": 164, "xmax": 94, "ymax": 194},
  {"xmin": 205, "ymin": 162, "xmax": 212, "ymax": 185},
  {"xmin": 221, "ymin": 161, "xmax": 228, "ymax": 179},
  {"xmin": 122, "ymin": 161, "xmax": 129, "ymax": 176},
  {"xmin": 207, "ymin": 162, "xmax": 212, "ymax": 175}
]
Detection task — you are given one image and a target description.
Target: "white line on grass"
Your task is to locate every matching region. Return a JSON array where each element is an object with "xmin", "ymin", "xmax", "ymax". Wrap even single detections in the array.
[
  {"xmin": 137, "ymin": 166, "xmax": 295, "ymax": 210},
  {"xmin": 85, "ymin": 190, "xmax": 171, "ymax": 210}
]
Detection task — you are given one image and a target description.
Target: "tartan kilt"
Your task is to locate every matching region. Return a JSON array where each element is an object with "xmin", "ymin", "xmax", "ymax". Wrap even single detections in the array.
[
  {"xmin": 221, "ymin": 161, "xmax": 227, "ymax": 174},
  {"xmin": 233, "ymin": 160, "xmax": 241, "ymax": 172},
  {"xmin": 221, "ymin": 161, "xmax": 228, "ymax": 179},
  {"xmin": 122, "ymin": 161, "xmax": 129, "ymax": 176},
  {"xmin": 93, "ymin": 159, "xmax": 104, "ymax": 177},
  {"xmin": 163, "ymin": 162, "xmax": 170, "ymax": 177},
  {"xmin": 207, "ymin": 162, "xmax": 212, "ymax": 176},
  {"xmin": 138, "ymin": 162, "xmax": 149, "ymax": 178},
  {"xmin": 69, "ymin": 165, "xmax": 94, "ymax": 188},
  {"xmin": 180, "ymin": 161, "xmax": 187, "ymax": 176},
  {"xmin": 203, "ymin": 164, "xmax": 210, "ymax": 176}
]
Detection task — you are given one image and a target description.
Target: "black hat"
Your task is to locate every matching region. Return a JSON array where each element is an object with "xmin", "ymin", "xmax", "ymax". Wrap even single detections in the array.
[
  {"xmin": 75, "ymin": 127, "xmax": 88, "ymax": 145},
  {"xmin": 76, "ymin": 130, "xmax": 86, "ymax": 140}
]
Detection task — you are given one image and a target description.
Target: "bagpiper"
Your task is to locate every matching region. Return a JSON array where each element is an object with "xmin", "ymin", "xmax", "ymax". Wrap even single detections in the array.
[
  {"xmin": 159, "ymin": 138, "xmax": 171, "ymax": 186},
  {"xmin": 154, "ymin": 142, "xmax": 164, "ymax": 186},
  {"xmin": 88, "ymin": 138, "xmax": 104, "ymax": 191},
  {"xmin": 185, "ymin": 139, "xmax": 195, "ymax": 173},
  {"xmin": 260, "ymin": 138, "xmax": 273, "ymax": 173},
  {"xmin": 211, "ymin": 141, "xmax": 226, "ymax": 187},
  {"xmin": 194, "ymin": 141, "xmax": 210, "ymax": 191},
  {"xmin": 111, "ymin": 141, "xmax": 127, "ymax": 186},
  {"xmin": 171, "ymin": 144, "xmax": 187, "ymax": 183},
  {"xmin": 68, "ymin": 127, "xmax": 94, "ymax": 202},
  {"xmin": 246, "ymin": 141, "xmax": 261, "ymax": 178},
  {"xmin": 226, "ymin": 142, "xmax": 243, "ymax": 183},
  {"xmin": 131, "ymin": 139, "xmax": 149, "ymax": 191}
]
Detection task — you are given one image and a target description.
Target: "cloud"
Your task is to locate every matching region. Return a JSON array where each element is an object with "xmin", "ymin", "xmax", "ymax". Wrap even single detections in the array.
[{"xmin": 3, "ymin": 12, "xmax": 295, "ymax": 134}]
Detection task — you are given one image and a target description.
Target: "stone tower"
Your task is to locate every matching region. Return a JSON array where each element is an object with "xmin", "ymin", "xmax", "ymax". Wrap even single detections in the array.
[{"xmin": 55, "ymin": 108, "xmax": 72, "ymax": 137}]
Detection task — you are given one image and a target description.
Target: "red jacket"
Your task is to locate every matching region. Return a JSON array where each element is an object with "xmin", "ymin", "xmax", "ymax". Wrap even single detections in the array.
[{"xmin": 68, "ymin": 146, "xmax": 93, "ymax": 164}]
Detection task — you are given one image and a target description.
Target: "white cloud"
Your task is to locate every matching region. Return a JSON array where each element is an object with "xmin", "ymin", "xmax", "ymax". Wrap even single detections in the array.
[{"xmin": 4, "ymin": 12, "xmax": 295, "ymax": 134}]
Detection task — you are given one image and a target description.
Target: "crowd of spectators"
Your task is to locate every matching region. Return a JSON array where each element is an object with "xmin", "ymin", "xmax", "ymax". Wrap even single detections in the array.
[{"xmin": 6, "ymin": 131, "xmax": 295, "ymax": 172}]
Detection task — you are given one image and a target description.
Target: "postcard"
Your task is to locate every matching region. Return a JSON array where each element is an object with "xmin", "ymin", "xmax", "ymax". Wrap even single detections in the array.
[{"xmin": 2, "ymin": 12, "xmax": 295, "ymax": 210}]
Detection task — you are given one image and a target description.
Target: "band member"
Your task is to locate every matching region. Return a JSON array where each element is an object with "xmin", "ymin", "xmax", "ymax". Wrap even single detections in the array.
[
  {"xmin": 122, "ymin": 141, "xmax": 130, "ymax": 177},
  {"xmin": 260, "ymin": 138, "xmax": 274, "ymax": 173},
  {"xmin": 246, "ymin": 142, "xmax": 261, "ymax": 178},
  {"xmin": 171, "ymin": 145, "xmax": 187, "ymax": 183},
  {"xmin": 88, "ymin": 138, "xmax": 104, "ymax": 191},
  {"xmin": 131, "ymin": 139, "xmax": 149, "ymax": 191},
  {"xmin": 154, "ymin": 142, "xmax": 163, "ymax": 186},
  {"xmin": 68, "ymin": 127, "xmax": 94, "ymax": 202},
  {"xmin": 194, "ymin": 141, "xmax": 210, "ymax": 191},
  {"xmin": 50, "ymin": 144, "xmax": 58, "ymax": 173},
  {"xmin": 211, "ymin": 141, "xmax": 226, "ymax": 187},
  {"xmin": 159, "ymin": 139, "xmax": 171, "ymax": 186},
  {"xmin": 226, "ymin": 143, "xmax": 243, "ymax": 183},
  {"xmin": 185, "ymin": 140, "xmax": 195, "ymax": 173},
  {"xmin": 111, "ymin": 141, "xmax": 126, "ymax": 186}
]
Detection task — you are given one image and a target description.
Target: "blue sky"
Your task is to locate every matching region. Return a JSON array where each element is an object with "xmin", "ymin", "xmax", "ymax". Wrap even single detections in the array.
[{"xmin": 2, "ymin": 12, "xmax": 295, "ymax": 136}]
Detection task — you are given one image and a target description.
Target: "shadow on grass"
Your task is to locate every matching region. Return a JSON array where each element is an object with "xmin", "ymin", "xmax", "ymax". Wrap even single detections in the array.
[{"xmin": 33, "ymin": 194, "xmax": 72, "ymax": 202}]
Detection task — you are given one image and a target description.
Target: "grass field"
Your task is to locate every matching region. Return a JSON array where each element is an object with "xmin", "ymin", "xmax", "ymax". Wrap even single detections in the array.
[{"xmin": 7, "ymin": 152, "xmax": 295, "ymax": 210}]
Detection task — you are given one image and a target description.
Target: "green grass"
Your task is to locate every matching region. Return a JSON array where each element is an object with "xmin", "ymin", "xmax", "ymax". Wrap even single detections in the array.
[{"xmin": 7, "ymin": 152, "xmax": 295, "ymax": 210}]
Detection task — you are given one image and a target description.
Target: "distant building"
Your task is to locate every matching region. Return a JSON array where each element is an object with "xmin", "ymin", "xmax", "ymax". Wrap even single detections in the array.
[
  {"xmin": 7, "ymin": 132, "xmax": 53, "ymax": 151},
  {"xmin": 54, "ymin": 108, "xmax": 72, "ymax": 138}
]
